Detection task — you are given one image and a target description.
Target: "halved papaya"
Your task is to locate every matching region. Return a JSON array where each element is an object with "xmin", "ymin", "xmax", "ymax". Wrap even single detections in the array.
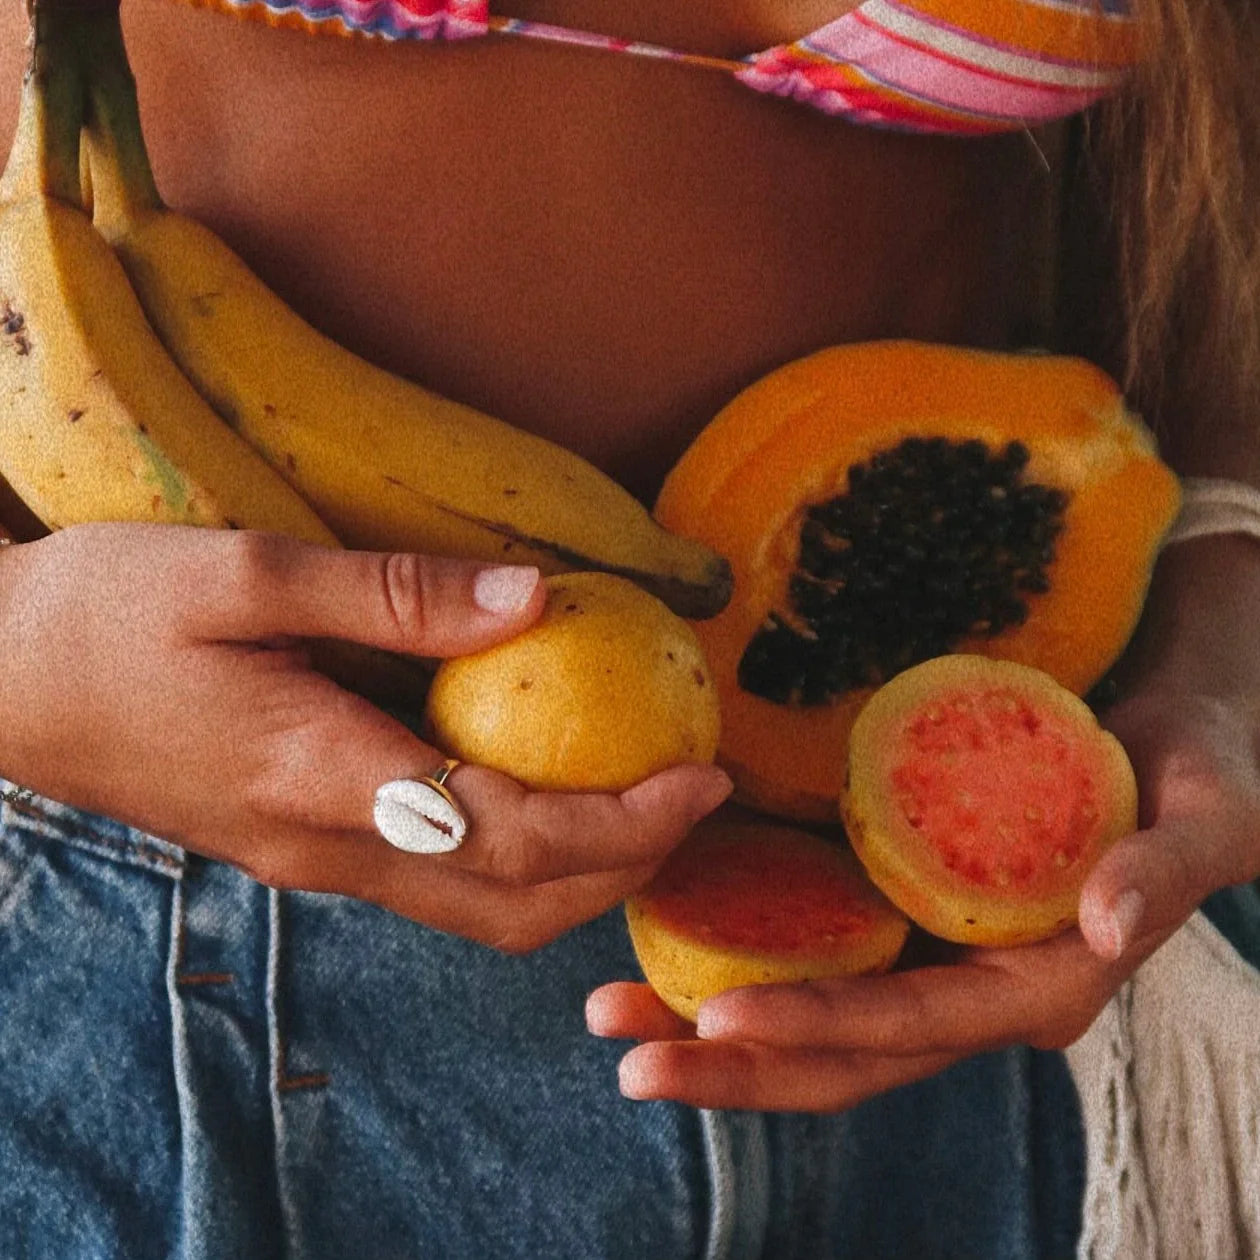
[{"xmin": 655, "ymin": 341, "xmax": 1180, "ymax": 821}]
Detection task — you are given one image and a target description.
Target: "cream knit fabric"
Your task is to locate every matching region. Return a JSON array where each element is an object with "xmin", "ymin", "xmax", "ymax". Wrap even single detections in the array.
[{"xmin": 1067, "ymin": 912, "xmax": 1260, "ymax": 1259}]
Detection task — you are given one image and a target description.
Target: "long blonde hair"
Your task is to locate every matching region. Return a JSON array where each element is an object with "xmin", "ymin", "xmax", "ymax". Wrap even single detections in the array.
[{"xmin": 1091, "ymin": 0, "xmax": 1260, "ymax": 453}]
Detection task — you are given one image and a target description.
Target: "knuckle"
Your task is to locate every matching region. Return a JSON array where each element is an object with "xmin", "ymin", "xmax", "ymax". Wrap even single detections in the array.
[
  {"xmin": 238, "ymin": 718, "xmax": 336, "ymax": 823},
  {"xmin": 1162, "ymin": 743, "xmax": 1228, "ymax": 803},
  {"xmin": 376, "ymin": 552, "xmax": 433, "ymax": 643},
  {"xmin": 893, "ymin": 973, "xmax": 939, "ymax": 1045},
  {"xmin": 219, "ymin": 530, "xmax": 294, "ymax": 603},
  {"xmin": 484, "ymin": 829, "xmax": 551, "ymax": 888},
  {"xmin": 237, "ymin": 769, "xmax": 290, "ymax": 823},
  {"xmin": 50, "ymin": 519, "xmax": 124, "ymax": 553},
  {"xmin": 10, "ymin": 526, "xmax": 104, "ymax": 610}
]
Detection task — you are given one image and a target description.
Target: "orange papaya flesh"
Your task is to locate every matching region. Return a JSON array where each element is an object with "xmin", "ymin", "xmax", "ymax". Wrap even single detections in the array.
[
  {"xmin": 655, "ymin": 341, "xmax": 1181, "ymax": 823},
  {"xmin": 626, "ymin": 819, "xmax": 910, "ymax": 1022},
  {"xmin": 842, "ymin": 655, "xmax": 1137, "ymax": 947}
]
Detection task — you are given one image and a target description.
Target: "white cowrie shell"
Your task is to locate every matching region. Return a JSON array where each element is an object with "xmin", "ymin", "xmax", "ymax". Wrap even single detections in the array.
[{"xmin": 373, "ymin": 778, "xmax": 467, "ymax": 854}]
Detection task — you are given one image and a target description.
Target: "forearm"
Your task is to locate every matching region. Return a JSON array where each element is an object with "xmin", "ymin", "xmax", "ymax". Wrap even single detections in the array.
[
  {"xmin": 1117, "ymin": 534, "xmax": 1260, "ymax": 698},
  {"xmin": 1119, "ymin": 385, "xmax": 1260, "ymax": 693}
]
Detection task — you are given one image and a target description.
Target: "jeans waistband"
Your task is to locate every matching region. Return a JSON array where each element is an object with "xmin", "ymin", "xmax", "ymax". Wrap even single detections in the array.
[{"xmin": 0, "ymin": 777, "xmax": 185, "ymax": 879}]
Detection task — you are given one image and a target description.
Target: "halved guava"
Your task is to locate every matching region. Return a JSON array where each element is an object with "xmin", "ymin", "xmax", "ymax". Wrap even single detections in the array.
[
  {"xmin": 626, "ymin": 818, "xmax": 910, "ymax": 1021},
  {"xmin": 842, "ymin": 654, "xmax": 1137, "ymax": 946}
]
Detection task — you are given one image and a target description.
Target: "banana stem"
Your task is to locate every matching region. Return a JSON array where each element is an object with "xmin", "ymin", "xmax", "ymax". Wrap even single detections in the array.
[
  {"xmin": 75, "ymin": 3, "xmax": 165, "ymax": 231},
  {"xmin": 0, "ymin": 0, "xmax": 88, "ymax": 207}
]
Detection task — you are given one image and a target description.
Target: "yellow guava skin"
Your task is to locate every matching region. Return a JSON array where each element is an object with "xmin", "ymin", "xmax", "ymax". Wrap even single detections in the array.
[
  {"xmin": 626, "ymin": 818, "xmax": 910, "ymax": 1022},
  {"xmin": 424, "ymin": 572, "xmax": 721, "ymax": 793}
]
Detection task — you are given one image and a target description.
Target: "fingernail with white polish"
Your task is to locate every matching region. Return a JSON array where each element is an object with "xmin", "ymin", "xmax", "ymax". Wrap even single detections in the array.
[
  {"xmin": 474, "ymin": 565, "xmax": 540, "ymax": 614},
  {"xmin": 373, "ymin": 779, "xmax": 466, "ymax": 853},
  {"xmin": 1102, "ymin": 889, "xmax": 1145, "ymax": 959},
  {"xmin": 618, "ymin": 1054, "xmax": 654, "ymax": 1100},
  {"xmin": 585, "ymin": 994, "xmax": 615, "ymax": 1037},
  {"xmin": 694, "ymin": 1006, "xmax": 723, "ymax": 1039}
]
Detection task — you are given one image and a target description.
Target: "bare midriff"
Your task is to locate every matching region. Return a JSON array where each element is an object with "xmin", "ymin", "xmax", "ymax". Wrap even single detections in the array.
[{"xmin": 0, "ymin": 0, "xmax": 1062, "ymax": 505}]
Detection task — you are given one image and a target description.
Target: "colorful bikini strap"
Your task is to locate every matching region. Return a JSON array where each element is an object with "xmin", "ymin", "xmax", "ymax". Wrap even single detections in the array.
[
  {"xmin": 182, "ymin": 0, "xmax": 1142, "ymax": 135},
  {"xmin": 739, "ymin": 0, "xmax": 1143, "ymax": 134}
]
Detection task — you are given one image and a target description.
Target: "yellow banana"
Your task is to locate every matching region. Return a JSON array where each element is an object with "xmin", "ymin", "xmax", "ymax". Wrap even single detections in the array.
[
  {"xmin": 79, "ymin": 14, "xmax": 732, "ymax": 619},
  {"xmin": 0, "ymin": 9, "xmax": 337, "ymax": 546}
]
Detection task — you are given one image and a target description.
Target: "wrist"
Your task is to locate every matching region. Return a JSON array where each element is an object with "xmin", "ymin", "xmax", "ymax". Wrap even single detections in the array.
[{"xmin": 1112, "ymin": 531, "xmax": 1260, "ymax": 698}]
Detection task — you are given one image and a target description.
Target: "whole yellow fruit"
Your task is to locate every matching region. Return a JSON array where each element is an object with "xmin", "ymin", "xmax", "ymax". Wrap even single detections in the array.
[{"xmin": 424, "ymin": 572, "xmax": 721, "ymax": 792}]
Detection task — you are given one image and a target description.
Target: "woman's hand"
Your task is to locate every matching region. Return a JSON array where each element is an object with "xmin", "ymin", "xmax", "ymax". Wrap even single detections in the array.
[
  {"xmin": 586, "ymin": 536, "xmax": 1260, "ymax": 1110},
  {"xmin": 0, "ymin": 523, "xmax": 732, "ymax": 951}
]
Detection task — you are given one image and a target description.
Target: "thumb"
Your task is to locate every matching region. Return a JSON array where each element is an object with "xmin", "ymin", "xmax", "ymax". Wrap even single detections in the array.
[
  {"xmin": 1077, "ymin": 813, "xmax": 1239, "ymax": 963},
  {"xmin": 186, "ymin": 532, "xmax": 545, "ymax": 657}
]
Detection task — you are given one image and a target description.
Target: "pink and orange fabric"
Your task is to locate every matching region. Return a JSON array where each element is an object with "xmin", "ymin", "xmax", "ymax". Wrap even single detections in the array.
[{"xmin": 175, "ymin": 0, "xmax": 1142, "ymax": 135}]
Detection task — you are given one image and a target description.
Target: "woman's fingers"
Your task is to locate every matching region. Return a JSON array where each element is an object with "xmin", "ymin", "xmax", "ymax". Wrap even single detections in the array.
[
  {"xmin": 587, "ymin": 935, "xmax": 1116, "ymax": 1113},
  {"xmin": 669, "ymin": 820, "xmax": 1243, "ymax": 1061},
  {"xmin": 682, "ymin": 930, "xmax": 1124, "ymax": 1057},
  {"xmin": 230, "ymin": 644, "xmax": 732, "ymax": 885},
  {"xmin": 456, "ymin": 762, "xmax": 732, "ymax": 885},
  {"xmin": 392, "ymin": 759, "xmax": 731, "ymax": 884},
  {"xmin": 234, "ymin": 666, "xmax": 731, "ymax": 893},
  {"xmin": 1078, "ymin": 814, "xmax": 1257, "ymax": 961},
  {"xmin": 255, "ymin": 824, "xmax": 660, "ymax": 952},
  {"xmin": 616, "ymin": 1040, "xmax": 956, "ymax": 1112},
  {"xmin": 173, "ymin": 528, "xmax": 736, "ymax": 883},
  {"xmin": 8, "ymin": 524, "xmax": 734, "ymax": 949},
  {"xmin": 586, "ymin": 982, "xmax": 697, "ymax": 1042},
  {"xmin": 1082, "ymin": 697, "xmax": 1260, "ymax": 960},
  {"xmin": 173, "ymin": 528, "xmax": 547, "ymax": 656}
]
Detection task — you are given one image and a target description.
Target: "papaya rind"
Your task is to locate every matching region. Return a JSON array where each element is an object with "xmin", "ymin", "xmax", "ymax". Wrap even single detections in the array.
[{"xmin": 841, "ymin": 655, "xmax": 1138, "ymax": 947}]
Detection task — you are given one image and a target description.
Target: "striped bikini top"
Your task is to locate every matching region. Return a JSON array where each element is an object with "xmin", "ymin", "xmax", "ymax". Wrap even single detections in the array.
[{"xmin": 183, "ymin": 0, "xmax": 1143, "ymax": 135}]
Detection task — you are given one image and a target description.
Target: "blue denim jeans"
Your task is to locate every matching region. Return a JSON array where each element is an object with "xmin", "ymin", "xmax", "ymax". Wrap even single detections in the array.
[{"xmin": 0, "ymin": 778, "xmax": 1146, "ymax": 1259}]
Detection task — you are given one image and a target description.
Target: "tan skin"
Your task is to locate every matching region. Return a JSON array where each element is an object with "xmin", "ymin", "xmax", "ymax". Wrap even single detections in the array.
[{"xmin": 1, "ymin": 0, "xmax": 1258, "ymax": 1111}]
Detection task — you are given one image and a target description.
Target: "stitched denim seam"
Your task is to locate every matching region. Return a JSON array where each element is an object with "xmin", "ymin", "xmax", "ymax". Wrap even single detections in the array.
[
  {"xmin": 170, "ymin": 867, "xmax": 237, "ymax": 987},
  {"xmin": 1, "ymin": 797, "xmax": 184, "ymax": 876},
  {"xmin": 267, "ymin": 889, "xmax": 331, "ymax": 1097}
]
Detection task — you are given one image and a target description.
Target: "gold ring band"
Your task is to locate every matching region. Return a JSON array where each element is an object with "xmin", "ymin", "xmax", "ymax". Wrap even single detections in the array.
[{"xmin": 427, "ymin": 758, "xmax": 460, "ymax": 790}]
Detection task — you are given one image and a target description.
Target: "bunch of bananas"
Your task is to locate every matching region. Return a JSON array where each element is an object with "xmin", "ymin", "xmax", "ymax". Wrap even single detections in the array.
[{"xmin": 0, "ymin": 1, "xmax": 732, "ymax": 619}]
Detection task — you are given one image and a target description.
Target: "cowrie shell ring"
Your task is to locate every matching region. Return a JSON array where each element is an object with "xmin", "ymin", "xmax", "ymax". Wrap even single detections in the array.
[{"xmin": 373, "ymin": 759, "xmax": 468, "ymax": 854}]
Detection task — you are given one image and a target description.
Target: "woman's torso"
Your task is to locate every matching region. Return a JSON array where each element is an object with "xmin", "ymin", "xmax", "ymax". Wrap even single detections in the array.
[{"xmin": 0, "ymin": 0, "xmax": 1064, "ymax": 503}]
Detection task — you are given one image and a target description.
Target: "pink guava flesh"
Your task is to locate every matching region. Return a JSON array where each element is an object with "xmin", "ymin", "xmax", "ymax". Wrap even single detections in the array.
[
  {"xmin": 643, "ymin": 838, "xmax": 880, "ymax": 954},
  {"xmin": 888, "ymin": 686, "xmax": 1104, "ymax": 889}
]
